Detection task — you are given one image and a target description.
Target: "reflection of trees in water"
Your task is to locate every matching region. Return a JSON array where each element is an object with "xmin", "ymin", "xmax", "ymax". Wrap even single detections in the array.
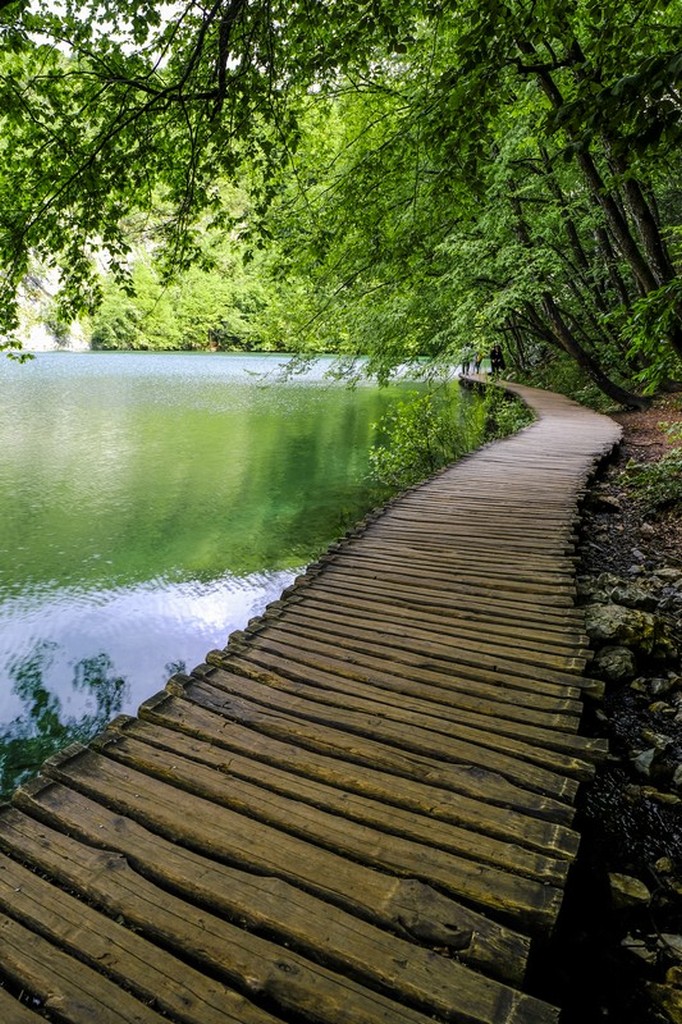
[
  {"xmin": 0, "ymin": 641, "xmax": 128, "ymax": 799},
  {"xmin": 165, "ymin": 659, "xmax": 186, "ymax": 678}
]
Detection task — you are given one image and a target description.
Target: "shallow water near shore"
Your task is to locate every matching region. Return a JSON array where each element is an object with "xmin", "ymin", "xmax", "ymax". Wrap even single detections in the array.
[{"xmin": 0, "ymin": 351, "xmax": 423, "ymax": 794}]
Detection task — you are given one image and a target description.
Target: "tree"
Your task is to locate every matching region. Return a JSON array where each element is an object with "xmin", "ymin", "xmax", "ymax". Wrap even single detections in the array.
[{"xmin": 0, "ymin": 1, "xmax": 679, "ymax": 403}]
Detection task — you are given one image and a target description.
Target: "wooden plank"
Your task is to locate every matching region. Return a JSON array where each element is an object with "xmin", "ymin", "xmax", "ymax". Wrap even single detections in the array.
[
  {"xmin": 0, "ymin": 850, "xmax": 275, "ymax": 1024},
  {"xmin": 225, "ymin": 636, "xmax": 584, "ymax": 733},
  {"xmin": 0, "ymin": 805, "xmax": 540, "ymax": 1017},
  {"xmin": 263, "ymin": 607, "xmax": 589, "ymax": 684},
  {"xmin": 191, "ymin": 666, "xmax": 583, "ymax": 798},
  {"xmin": 41, "ymin": 740, "xmax": 564, "ymax": 932},
  {"xmin": 362, "ymin": 523, "xmax": 576, "ymax": 555},
  {"xmin": 169, "ymin": 675, "xmax": 579, "ymax": 825},
  {"xmin": 321, "ymin": 550, "xmax": 578, "ymax": 593},
  {"xmin": 140, "ymin": 694, "xmax": 581, "ymax": 858},
  {"xmin": 25, "ymin": 748, "xmax": 543, "ymax": 959},
  {"xmin": 335, "ymin": 540, "xmax": 577, "ymax": 572},
  {"xmin": 0, "ymin": 806, "xmax": 559, "ymax": 1024},
  {"xmin": 275, "ymin": 601, "xmax": 588, "ymax": 674},
  {"xmin": 208, "ymin": 648, "xmax": 606, "ymax": 771},
  {"xmin": 231, "ymin": 622, "xmax": 585, "ymax": 702},
  {"xmin": 237, "ymin": 617, "xmax": 585, "ymax": 713},
  {"xmin": 318, "ymin": 561, "xmax": 578, "ymax": 608},
  {"xmin": 94, "ymin": 720, "xmax": 571, "ymax": 887},
  {"xmin": 0, "ymin": 912, "xmax": 171, "ymax": 1024},
  {"xmin": 286, "ymin": 571, "xmax": 585, "ymax": 629},
  {"xmin": 289, "ymin": 587, "xmax": 590, "ymax": 655}
]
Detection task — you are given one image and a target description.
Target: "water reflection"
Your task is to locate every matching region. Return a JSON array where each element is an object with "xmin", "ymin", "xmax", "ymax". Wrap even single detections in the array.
[
  {"xmin": 0, "ymin": 353, "xmax": 415, "ymax": 795},
  {"xmin": 0, "ymin": 641, "xmax": 127, "ymax": 797},
  {"xmin": 0, "ymin": 568, "xmax": 298, "ymax": 798}
]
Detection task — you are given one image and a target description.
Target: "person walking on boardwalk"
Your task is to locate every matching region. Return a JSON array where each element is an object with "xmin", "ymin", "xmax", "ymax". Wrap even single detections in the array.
[{"xmin": 489, "ymin": 343, "xmax": 505, "ymax": 376}]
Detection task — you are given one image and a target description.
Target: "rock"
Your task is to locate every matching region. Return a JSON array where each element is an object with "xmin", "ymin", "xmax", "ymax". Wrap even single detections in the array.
[
  {"xmin": 622, "ymin": 933, "xmax": 657, "ymax": 963},
  {"xmin": 641, "ymin": 787, "xmax": 681, "ymax": 806},
  {"xmin": 608, "ymin": 582, "xmax": 659, "ymax": 610},
  {"xmin": 631, "ymin": 748, "xmax": 657, "ymax": 777},
  {"xmin": 649, "ymin": 701, "xmax": 675, "ymax": 714},
  {"xmin": 632, "ymin": 548, "xmax": 646, "ymax": 562},
  {"xmin": 593, "ymin": 645, "xmax": 637, "ymax": 681},
  {"xmin": 641, "ymin": 522, "xmax": 656, "ymax": 536},
  {"xmin": 610, "ymin": 872, "xmax": 652, "ymax": 910},
  {"xmin": 589, "ymin": 492, "xmax": 623, "ymax": 513},
  {"xmin": 641, "ymin": 728, "xmax": 672, "ymax": 751},
  {"xmin": 583, "ymin": 602, "xmax": 661, "ymax": 655},
  {"xmin": 655, "ymin": 568, "xmax": 682, "ymax": 583},
  {"xmin": 661, "ymin": 936, "xmax": 682, "ymax": 961},
  {"xmin": 649, "ymin": 976, "xmax": 682, "ymax": 1024},
  {"xmin": 651, "ymin": 676, "xmax": 680, "ymax": 697}
]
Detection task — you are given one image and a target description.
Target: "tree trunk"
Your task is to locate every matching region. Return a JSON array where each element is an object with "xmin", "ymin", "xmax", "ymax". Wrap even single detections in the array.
[
  {"xmin": 540, "ymin": 291, "xmax": 649, "ymax": 408},
  {"xmin": 513, "ymin": 42, "xmax": 668, "ymax": 282}
]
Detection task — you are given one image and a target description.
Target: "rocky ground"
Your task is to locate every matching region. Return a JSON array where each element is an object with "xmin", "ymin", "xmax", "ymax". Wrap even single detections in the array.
[{"xmin": 528, "ymin": 394, "xmax": 682, "ymax": 1023}]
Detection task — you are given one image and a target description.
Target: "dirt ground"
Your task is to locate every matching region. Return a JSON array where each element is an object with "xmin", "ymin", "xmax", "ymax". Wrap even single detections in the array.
[{"xmin": 585, "ymin": 395, "xmax": 682, "ymax": 574}]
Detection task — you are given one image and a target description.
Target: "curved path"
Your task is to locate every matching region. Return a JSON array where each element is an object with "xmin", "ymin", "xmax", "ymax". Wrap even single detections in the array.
[{"xmin": 0, "ymin": 382, "xmax": 621, "ymax": 1024}]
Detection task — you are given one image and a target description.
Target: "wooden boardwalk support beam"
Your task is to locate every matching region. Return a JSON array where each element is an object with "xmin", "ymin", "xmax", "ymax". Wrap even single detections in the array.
[{"xmin": 0, "ymin": 380, "xmax": 622, "ymax": 1023}]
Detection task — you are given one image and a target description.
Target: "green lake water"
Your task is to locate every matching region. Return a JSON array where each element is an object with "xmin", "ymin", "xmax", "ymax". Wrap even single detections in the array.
[{"xmin": 0, "ymin": 351, "xmax": 423, "ymax": 795}]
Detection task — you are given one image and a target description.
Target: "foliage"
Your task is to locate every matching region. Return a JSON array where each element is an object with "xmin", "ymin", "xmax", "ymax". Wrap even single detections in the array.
[
  {"xmin": 369, "ymin": 382, "xmax": 534, "ymax": 489},
  {"xmin": 0, "ymin": 0, "xmax": 680, "ymax": 404},
  {"xmin": 622, "ymin": 449, "xmax": 682, "ymax": 513},
  {"xmin": 518, "ymin": 349, "xmax": 619, "ymax": 412},
  {"xmin": 660, "ymin": 420, "xmax": 682, "ymax": 442},
  {"xmin": 483, "ymin": 386, "xmax": 535, "ymax": 440}
]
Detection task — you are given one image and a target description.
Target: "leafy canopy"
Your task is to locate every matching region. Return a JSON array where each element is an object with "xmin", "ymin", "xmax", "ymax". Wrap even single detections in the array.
[{"xmin": 0, "ymin": 0, "xmax": 680, "ymax": 403}]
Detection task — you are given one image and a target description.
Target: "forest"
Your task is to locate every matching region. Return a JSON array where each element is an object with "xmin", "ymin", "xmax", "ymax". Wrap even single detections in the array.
[{"xmin": 0, "ymin": 0, "xmax": 680, "ymax": 408}]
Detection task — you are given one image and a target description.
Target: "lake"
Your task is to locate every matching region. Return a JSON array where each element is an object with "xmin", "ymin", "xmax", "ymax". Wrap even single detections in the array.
[{"xmin": 0, "ymin": 351, "xmax": 422, "ymax": 795}]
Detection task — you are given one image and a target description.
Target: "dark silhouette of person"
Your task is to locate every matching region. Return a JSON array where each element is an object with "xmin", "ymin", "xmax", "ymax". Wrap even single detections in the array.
[{"xmin": 490, "ymin": 344, "xmax": 505, "ymax": 375}]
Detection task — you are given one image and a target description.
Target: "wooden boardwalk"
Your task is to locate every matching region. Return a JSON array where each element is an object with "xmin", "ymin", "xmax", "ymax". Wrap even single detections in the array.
[{"xmin": 0, "ymin": 381, "xmax": 622, "ymax": 1024}]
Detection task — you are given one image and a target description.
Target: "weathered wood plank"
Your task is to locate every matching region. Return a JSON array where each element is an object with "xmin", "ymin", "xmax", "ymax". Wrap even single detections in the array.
[
  {"xmin": 195, "ymin": 664, "xmax": 585, "ymax": 797},
  {"xmin": 332, "ymin": 542, "xmax": 578, "ymax": 575},
  {"xmin": 0, "ymin": 848, "xmax": 275, "ymax": 1024},
  {"xmin": 274, "ymin": 601, "xmax": 588, "ymax": 674},
  {"xmin": 237, "ymin": 620, "xmax": 584, "ymax": 727},
  {"xmin": 24, "ymin": 747, "xmax": 544, "ymax": 961},
  {"xmin": 207, "ymin": 648, "xmax": 606, "ymax": 772},
  {"xmin": 39, "ymin": 741, "xmax": 563, "ymax": 932},
  {"xmin": 276, "ymin": 588, "xmax": 591, "ymax": 657},
  {"xmin": 0, "ymin": 804, "xmax": 545, "ymax": 1015},
  {"xmin": 167, "ymin": 675, "xmax": 579, "ymax": 824},
  {"xmin": 8, "ymin": 794, "xmax": 523, "ymax": 1024},
  {"xmin": 139, "ymin": 694, "xmax": 581, "ymax": 858},
  {"xmin": 6, "ymin": 778, "xmax": 540, "ymax": 995},
  {"xmin": 0, "ymin": 911, "xmax": 171, "ymax": 1024},
  {"xmin": 229, "ymin": 621, "xmax": 585, "ymax": 702},
  {"xmin": 316, "ymin": 560, "xmax": 578, "ymax": 608},
  {"xmin": 94, "ymin": 721, "xmax": 571, "ymax": 888},
  {"xmin": 253, "ymin": 611, "xmax": 592, "ymax": 696},
  {"xmin": 232, "ymin": 620, "xmax": 584, "ymax": 716},
  {"xmin": 283, "ymin": 571, "xmax": 585, "ymax": 628},
  {"xmin": 319, "ymin": 550, "xmax": 578, "ymax": 594}
]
